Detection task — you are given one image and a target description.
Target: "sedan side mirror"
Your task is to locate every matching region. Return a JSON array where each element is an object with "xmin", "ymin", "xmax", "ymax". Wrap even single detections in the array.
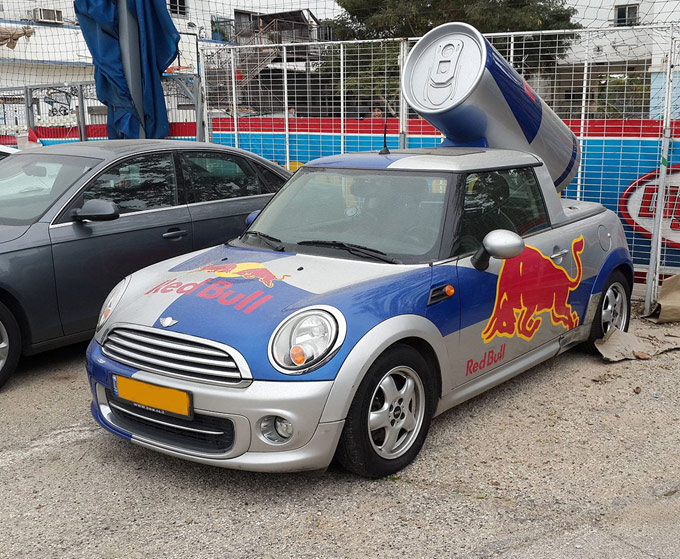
[
  {"xmin": 71, "ymin": 199, "xmax": 120, "ymax": 222},
  {"xmin": 471, "ymin": 229, "xmax": 525, "ymax": 271},
  {"xmin": 245, "ymin": 210, "xmax": 260, "ymax": 227}
]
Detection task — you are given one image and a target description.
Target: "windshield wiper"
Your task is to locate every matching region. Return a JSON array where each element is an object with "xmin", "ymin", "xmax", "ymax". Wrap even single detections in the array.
[
  {"xmin": 240, "ymin": 230, "xmax": 285, "ymax": 251},
  {"xmin": 297, "ymin": 240, "xmax": 399, "ymax": 263}
]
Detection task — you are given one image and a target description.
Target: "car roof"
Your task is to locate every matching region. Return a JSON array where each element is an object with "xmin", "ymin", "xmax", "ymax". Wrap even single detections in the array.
[
  {"xmin": 306, "ymin": 147, "xmax": 542, "ymax": 172},
  {"xmin": 15, "ymin": 140, "xmax": 289, "ymax": 171}
]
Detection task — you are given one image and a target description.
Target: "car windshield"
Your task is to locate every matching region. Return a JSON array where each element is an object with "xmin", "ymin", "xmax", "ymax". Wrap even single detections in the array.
[
  {"xmin": 0, "ymin": 153, "xmax": 101, "ymax": 225},
  {"xmin": 243, "ymin": 167, "xmax": 451, "ymax": 264}
]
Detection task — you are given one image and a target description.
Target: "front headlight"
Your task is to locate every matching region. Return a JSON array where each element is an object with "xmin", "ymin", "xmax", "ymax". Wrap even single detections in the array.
[
  {"xmin": 96, "ymin": 276, "xmax": 131, "ymax": 331},
  {"xmin": 269, "ymin": 306, "xmax": 346, "ymax": 374}
]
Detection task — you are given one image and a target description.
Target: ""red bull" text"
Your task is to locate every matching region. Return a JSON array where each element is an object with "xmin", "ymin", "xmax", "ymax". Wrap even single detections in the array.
[
  {"xmin": 466, "ymin": 344, "xmax": 506, "ymax": 376},
  {"xmin": 482, "ymin": 236, "xmax": 585, "ymax": 343},
  {"xmin": 145, "ymin": 278, "xmax": 272, "ymax": 315}
]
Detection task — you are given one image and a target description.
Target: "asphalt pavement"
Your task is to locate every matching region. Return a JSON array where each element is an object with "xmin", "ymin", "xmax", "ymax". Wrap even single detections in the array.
[{"xmin": 1, "ymin": 319, "xmax": 679, "ymax": 558}]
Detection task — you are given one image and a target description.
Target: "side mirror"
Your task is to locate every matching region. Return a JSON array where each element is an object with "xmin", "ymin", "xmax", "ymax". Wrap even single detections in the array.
[
  {"xmin": 471, "ymin": 229, "xmax": 525, "ymax": 271},
  {"xmin": 245, "ymin": 210, "xmax": 260, "ymax": 227},
  {"xmin": 71, "ymin": 199, "xmax": 120, "ymax": 222}
]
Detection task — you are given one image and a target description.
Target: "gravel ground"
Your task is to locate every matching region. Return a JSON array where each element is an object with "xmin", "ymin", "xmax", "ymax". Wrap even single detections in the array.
[{"xmin": 1, "ymin": 318, "xmax": 679, "ymax": 559}]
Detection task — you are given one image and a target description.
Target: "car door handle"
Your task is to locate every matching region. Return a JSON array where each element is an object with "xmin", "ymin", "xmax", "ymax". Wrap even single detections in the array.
[
  {"xmin": 550, "ymin": 249, "xmax": 569, "ymax": 260},
  {"xmin": 162, "ymin": 229, "xmax": 188, "ymax": 239}
]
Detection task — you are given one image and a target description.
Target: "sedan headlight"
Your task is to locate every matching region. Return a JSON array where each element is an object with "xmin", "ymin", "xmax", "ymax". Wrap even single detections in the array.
[
  {"xmin": 96, "ymin": 276, "xmax": 131, "ymax": 331},
  {"xmin": 269, "ymin": 306, "xmax": 346, "ymax": 374}
]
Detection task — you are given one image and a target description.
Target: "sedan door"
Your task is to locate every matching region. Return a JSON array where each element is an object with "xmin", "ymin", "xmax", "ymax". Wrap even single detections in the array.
[
  {"xmin": 179, "ymin": 150, "xmax": 284, "ymax": 249},
  {"xmin": 49, "ymin": 152, "xmax": 193, "ymax": 336}
]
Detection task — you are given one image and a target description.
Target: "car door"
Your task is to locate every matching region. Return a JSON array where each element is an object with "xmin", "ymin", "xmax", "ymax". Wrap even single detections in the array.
[
  {"xmin": 449, "ymin": 167, "xmax": 586, "ymax": 388},
  {"xmin": 179, "ymin": 150, "xmax": 281, "ymax": 249},
  {"xmin": 49, "ymin": 151, "xmax": 193, "ymax": 336}
]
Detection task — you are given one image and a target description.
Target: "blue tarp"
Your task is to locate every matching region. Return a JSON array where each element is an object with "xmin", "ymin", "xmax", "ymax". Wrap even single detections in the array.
[{"xmin": 75, "ymin": 0, "xmax": 180, "ymax": 139}]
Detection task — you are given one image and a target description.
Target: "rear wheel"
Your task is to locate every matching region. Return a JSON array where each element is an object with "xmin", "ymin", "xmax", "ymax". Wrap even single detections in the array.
[
  {"xmin": 0, "ymin": 301, "xmax": 21, "ymax": 389},
  {"xmin": 336, "ymin": 344, "xmax": 435, "ymax": 478},
  {"xmin": 582, "ymin": 270, "xmax": 631, "ymax": 354}
]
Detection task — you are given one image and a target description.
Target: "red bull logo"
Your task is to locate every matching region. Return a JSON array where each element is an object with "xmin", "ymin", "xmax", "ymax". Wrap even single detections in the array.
[
  {"xmin": 482, "ymin": 236, "xmax": 585, "ymax": 343},
  {"xmin": 193, "ymin": 262, "xmax": 290, "ymax": 288}
]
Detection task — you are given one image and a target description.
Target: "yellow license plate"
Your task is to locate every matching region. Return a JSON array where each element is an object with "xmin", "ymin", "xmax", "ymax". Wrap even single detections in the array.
[{"xmin": 113, "ymin": 375, "xmax": 191, "ymax": 418}]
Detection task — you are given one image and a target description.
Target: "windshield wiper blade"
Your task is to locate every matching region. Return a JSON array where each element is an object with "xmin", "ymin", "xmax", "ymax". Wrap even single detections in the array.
[
  {"xmin": 297, "ymin": 240, "xmax": 399, "ymax": 263},
  {"xmin": 241, "ymin": 230, "xmax": 285, "ymax": 251}
]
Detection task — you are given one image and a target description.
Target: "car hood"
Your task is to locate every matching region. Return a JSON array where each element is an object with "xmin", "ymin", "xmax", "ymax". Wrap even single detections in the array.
[
  {"xmin": 0, "ymin": 223, "xmax": 29, "ymax": 245},
  {"xmin": 106, "ymin": 244, "xmax": 435, "ymax": 381}
]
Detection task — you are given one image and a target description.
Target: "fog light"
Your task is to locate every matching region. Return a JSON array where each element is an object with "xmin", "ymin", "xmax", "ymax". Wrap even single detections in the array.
[
  {"xmin": 260, "ymin": 415, "xmax": 294, "ymax": 444},
  {"xmin": 275, "ymin": 417, "xmax": 294, "ymax": 439}
]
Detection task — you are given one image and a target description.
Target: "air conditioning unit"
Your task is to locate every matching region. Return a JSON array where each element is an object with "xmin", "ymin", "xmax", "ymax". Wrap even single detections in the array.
[{"xmin": 32, "ymin": 8, "xmax": 64, "ymax": 24}]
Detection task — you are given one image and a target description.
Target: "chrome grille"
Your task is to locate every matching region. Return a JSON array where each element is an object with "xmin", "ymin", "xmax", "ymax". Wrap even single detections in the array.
[{"xmin": 102, "ymin": 326, "xmax": 244, "ymax": 385}]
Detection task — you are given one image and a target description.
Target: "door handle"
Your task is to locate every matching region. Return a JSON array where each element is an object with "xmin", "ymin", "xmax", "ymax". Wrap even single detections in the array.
[
  {"xmin": 162, "ymin": 229, "xmax": 188, "ymax": 239},
  {"xmin": 550, "ymin": 249, "xmax": 569, "ymax": 260}
]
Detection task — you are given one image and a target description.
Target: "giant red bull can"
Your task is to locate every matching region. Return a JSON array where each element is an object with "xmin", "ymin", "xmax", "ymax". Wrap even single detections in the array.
[{"xmin": 402, "ymin": 22, "xmax": 580, "ymax": 192}]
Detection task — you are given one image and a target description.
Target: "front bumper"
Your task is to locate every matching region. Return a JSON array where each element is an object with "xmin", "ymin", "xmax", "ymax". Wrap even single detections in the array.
[{"xmin": 87, "ymin": 340, "xmax": 343, "ymax": 472}]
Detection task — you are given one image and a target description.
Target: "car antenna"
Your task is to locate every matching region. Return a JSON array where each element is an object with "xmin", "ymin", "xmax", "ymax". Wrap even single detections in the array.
[{"xmin": 379, "ymin": 116, "xmax": 390, "ymax": 155}]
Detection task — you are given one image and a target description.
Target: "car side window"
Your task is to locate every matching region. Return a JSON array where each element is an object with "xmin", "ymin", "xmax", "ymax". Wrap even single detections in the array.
[
  {"xmin": 180, "ymin": 152, "xmax": 262, "ymax": 202},
  {"xmin": 83, "ymin": 153, "xmax": 178, "ymax": 214},
  {"xmin": 457, "ymin": 167, "xmax": 549, "ymax": 254},
  {"xmin": 253, "ymin": 163, "xmax": 287, "ymax": 192}
]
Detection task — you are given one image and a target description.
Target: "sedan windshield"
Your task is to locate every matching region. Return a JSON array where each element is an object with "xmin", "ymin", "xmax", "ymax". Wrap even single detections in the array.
[
  {"xmin": 244, "ymin": 167, "xmax": 451, "ymax": 263},
  {"xmin": 0, "ymin": 153, "xmax": 101, "ymax": 224}
]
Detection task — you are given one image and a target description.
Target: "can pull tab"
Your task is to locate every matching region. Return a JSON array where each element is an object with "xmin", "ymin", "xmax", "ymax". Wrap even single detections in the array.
[{"xmin": 424, "ymin": 40, "xmax": 463, "ymax": 106}]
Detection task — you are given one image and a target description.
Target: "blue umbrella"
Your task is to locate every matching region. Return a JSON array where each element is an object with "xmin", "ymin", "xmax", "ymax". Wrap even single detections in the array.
[{"xmin": 75, "ymin": 0, "xmax": 180, "ymax": 139}]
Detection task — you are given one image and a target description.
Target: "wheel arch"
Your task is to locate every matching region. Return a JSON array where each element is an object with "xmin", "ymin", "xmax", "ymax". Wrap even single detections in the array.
[{"xmin": 320, "ymin": 314, "xmax": 449, "ymax": 424}]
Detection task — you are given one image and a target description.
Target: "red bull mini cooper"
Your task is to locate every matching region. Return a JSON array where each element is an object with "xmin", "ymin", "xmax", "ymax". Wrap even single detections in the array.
[
  {"xmin": 87, "ymin": 147, "xmax": 632, "ymax": 478},
  {"xmin": 86, "ymin": 23, "xmax": 632, "ymax": 477}
]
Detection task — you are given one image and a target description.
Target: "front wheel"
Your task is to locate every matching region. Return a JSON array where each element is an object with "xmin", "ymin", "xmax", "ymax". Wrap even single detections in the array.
[
  {"xmin": 336, "ymin": 344, "xmax": 436, "ymax": 478},
  {"xmin": 582, "ymin": 270, "xmax": 631, "ymax": 354},
  {"xmin": 0, "ymin": 301, "xmax": 21, "ymax": 389}
]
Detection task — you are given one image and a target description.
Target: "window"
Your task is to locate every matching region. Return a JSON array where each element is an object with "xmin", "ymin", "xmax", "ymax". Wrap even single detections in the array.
[
  {"xmin": 168, "ymin": 0, "xmax": 187, "ymax": 17},
  {"xmin": 83, "ymin": 153, "xmax": 178, "ymax": 214},
  {"xmin": 615, "ymin": 4, "xmax": 638, "ymax": 26},
  {"xmin": 457, "ymin": 168, "xmax": 549, "ymax": 254},
  {"xmin": 253, "ymin": 163, "xmax": 287, "ymax": 192},
  {"xmin": 180, "ymin": 152, "xmax": 261, "ymax": 202}
]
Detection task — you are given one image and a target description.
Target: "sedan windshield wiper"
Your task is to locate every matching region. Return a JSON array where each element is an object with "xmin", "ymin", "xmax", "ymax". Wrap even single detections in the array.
[
  {"xmin": 240, "ymin": 230, "xmax": 285, "ymax": 251},
  {"xmin": 297, "ymin": 240, "xmax": 399, "ymax": 263}
]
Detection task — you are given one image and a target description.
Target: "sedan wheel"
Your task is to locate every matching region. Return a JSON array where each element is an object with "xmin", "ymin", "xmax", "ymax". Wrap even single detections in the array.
[
  {"xmin": 0, "ymin": 301, "xmax": 21, "ymax": 389},
  {"xmin": 336, "ymin": 344, "xmax": 435, "ymax": 478},
  {"xmin": 368, "ymin": 366, "xmax": 426, "ymax": 460},
  {"xmin": 600, "ymin": 281, "xmax": 628, "ymax": 335},
  {"xmin": 582, "ymin": 270, "xmax": 631, "ymax": 354}
]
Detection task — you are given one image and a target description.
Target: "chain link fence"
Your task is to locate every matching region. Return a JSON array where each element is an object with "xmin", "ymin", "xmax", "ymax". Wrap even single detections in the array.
[
  {"xmin": 201, "ymin": 26, "xmax": 680, "ymax": 281},
  {"xmin": 1, "ymin": 24, "xmax": 678, "ymax": 287}
]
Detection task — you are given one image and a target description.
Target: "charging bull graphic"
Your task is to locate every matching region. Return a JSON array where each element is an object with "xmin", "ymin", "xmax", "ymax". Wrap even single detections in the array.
[
  {"xmin": 193, "ymin": 262, "xmax": 290, "ymax": 288},
  {"xmin": 482, "ymin": 236, "xmax": 585, "ymax": 343}
]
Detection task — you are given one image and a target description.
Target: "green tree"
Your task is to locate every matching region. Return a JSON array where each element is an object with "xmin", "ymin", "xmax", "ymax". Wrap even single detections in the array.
[
  {"xmin": 332, "ymin": 0, "xmax": 579, "ymax": 39},
  {"xmin": 330, "ymin": 0, "xmax": 581, "ymax": 73}
]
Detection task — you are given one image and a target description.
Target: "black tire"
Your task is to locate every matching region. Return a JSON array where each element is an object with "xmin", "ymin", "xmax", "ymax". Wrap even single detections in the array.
[
  {"xmin": 336, "ymin": 344, "xmax": 436, "ymax": 478},
  {"xmin": 0, "ymin": 301, "xmax": 21, "ymax": 389},
  {"xmin": 582, "ymin": 270, "xmax": 631, "ymax": 354}
]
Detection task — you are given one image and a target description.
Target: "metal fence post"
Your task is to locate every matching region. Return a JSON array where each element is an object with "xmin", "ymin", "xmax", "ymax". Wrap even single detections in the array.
[
  {"xmin": 398, "ymin": 39, "xmax": 409, "ymax": 149},
  {"xmin": 340, "ymin": 43, "xmax": 345, "ymax": 154},
  {"xmin": 283, "ymin": 45, "xmax": 290, "ymax": 169},
  {"xmin": 194, "ymin": 75, "xmax": 205, "ymax": 143},
  {"xmin": 24, "ymin": 86, "xmax": 35, "ymax": 131},
  {"xmin": 230, "ymin": 49, "xmax": 239, "ymax": 148},
  {"xmin": 576, "ymin": 32, "xmax": 591, "ymax": 202},
  {"xmin": 76, "ymin": 84, "xmax": 87, "ymax": 141},
  {"xmin": 645, "ymin": 34, "xmax": 676, "ymax": 314}
]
